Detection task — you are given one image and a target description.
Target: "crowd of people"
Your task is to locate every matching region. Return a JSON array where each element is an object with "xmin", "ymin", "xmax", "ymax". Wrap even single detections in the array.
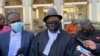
[{"xmin": 0, "ymin": 8, "xmax": 100, "ymax": 56}]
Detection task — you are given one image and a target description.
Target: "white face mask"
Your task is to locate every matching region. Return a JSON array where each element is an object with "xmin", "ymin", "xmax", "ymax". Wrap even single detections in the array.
[{"xmin": 10, "ymin": 22, "xmax": 23, "ymax": 32}]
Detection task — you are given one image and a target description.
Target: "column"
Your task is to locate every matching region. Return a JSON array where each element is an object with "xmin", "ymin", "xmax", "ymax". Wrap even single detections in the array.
[
  {"xmin": 54, "ymin": 0, "xmax": 64, "ymax": 29},
  {"xmin": 97, "ymin": 0, "xmax": 100, "ymax": 22},
  {"xmin": 36, "ymin": 7, "xmax": 44, "ymax": 19},
  {"xmin": 54, "ymin": 0, "xmax": 63, "ymax": 15},
  {"xmin": 0, "ymin": 0, "xmax": 5, "ymax": 15},
  {"xmin": 87, "ymin": 0, "xmax": 92, "ymax": 20},
  {"xmin": 35, "ymin": 7, "xmax": 44, "ymax": 34},
  {"xmin": 22, "ymin": 0, "xmax": 33, "ymax": 31},
  {"xmin": 88, "ymin": 0, "xmax": 97, "ymax": 22},
  {"xmin": 92, "ymin": 0, "xmax": 97, "ymax": 22}
]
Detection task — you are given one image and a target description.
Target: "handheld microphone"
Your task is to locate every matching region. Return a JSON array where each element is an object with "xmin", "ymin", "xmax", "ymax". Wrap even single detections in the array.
[{"xmin": 16, "ymin": 47, "xmax": 25, "ymax": 56}]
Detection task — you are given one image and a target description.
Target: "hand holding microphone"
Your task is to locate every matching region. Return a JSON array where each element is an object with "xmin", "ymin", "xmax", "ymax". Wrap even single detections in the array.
[{"xmin": 16, "ymin": 47, "xmax": 25, "ymax": 56}]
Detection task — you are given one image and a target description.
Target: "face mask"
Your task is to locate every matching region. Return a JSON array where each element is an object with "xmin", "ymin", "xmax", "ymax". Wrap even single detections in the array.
[
  {"xmin": 82, "ymin": 29, "xmax": 93, "ymax": 36},
  {"xmin": 10, "ymin": 22, "xmax": 23, "ymax": 32},
  {"xmin": 46, "ymin": 21, "xmax": 61, "ymax": 32}
]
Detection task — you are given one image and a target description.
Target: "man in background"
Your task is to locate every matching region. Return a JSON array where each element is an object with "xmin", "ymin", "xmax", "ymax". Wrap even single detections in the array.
[
  {"xmin": 75, "ymin": 18, "xmax": 100, "ymax": 56},
  {"xmin": 0, "ymin": 14, "xmax": 10, "ymax": 34},
  {"xmin": 65, "ymin": 19, "xmax": 78, "ymax": 36}
]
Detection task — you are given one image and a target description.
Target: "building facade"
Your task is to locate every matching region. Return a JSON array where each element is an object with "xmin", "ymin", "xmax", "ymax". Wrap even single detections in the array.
[{"xmin": 0, "ymin": 0, "xmax": 100, "ymax": 32}]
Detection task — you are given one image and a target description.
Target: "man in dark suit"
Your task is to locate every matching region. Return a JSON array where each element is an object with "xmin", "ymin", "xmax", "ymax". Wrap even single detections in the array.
[
  {"xmin": 29, "ymin": 8, "xmax": 75, "ymax": 56},
  {"xmin": 0, "ymin": 12, "xmax": 34, "ymax": 56}
]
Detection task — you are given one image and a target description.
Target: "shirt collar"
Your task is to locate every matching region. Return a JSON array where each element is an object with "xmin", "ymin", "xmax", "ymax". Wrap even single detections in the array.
[
  {"xmin": 11, "ymin": 30, "xmax": 22, "ymax": 35},
  {"xmin": 48, "ymin": 29, "xmax": 60, "ymax": 35}
]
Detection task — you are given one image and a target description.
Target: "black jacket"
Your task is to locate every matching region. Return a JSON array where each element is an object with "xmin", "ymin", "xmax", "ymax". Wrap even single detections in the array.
[
  {"xmin": 29, "ymin": 29, "xmax": 75, "ymax": 56},
  {"xmin": 75, "ymin": 29, "xmax": 100, "ymax": 56}
]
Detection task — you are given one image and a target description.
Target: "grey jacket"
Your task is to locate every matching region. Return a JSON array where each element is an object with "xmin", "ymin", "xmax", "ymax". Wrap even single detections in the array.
[{"xmin": 0, "ymin": 30, "xmax": 34, "ymax": 56}]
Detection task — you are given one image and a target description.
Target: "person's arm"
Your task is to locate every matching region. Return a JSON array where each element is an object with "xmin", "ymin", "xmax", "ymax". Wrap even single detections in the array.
[
  {"xmin": 94, "ymin": 43, "xmax": 100, "ymax": 53},
  {"xmin": 65, "ymin": 35, "xmax": 80, "ymax": 56},
  {"xmin": 28, "ymin": 33, "xmax": 40, "ymax": 56},
  {"xmin": 84, "ymin": 40, "xmax": 100, "ymax": 53}
]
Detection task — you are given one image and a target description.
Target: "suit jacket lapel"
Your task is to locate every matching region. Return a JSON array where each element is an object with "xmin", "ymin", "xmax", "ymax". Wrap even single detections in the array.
[
  {"xmin": 21, "ymin": 30, "xmax": 26, "ymax": 48},
  {"xmin": 39, "ymin": 30, "xmax": 49, "ymax": 53},
  {"xmin": 48, "ymin": 30, "xmax": 63, "ymax": 56},
  {"xmin": 5, "ymin": 31, "xmax": 11, "ymax": 55}
]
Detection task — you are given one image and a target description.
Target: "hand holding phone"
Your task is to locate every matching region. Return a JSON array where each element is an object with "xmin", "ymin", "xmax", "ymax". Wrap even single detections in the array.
[{"xmin": 77, "ymin": 45, "xmax": 91, "ymax": 56}]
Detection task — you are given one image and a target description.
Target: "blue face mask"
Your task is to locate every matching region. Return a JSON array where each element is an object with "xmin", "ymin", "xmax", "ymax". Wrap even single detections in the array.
[{"xmin": 10, "ymin": 22, "xmax": 23, "ymax": 32}]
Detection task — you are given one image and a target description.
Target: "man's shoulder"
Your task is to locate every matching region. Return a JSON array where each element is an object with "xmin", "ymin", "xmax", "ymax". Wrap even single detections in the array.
[
  {"xmin": 93, "ymin": 30, "xmax": 100, "ymax": 33},
  {"xmin": 0, "ymin": 31, "xmax": 10, "ymax": 40},
  {"xmin": 36, "ymin": 29, "xmax": 47, "ymax": 36},
  {"xmin": 22, "ymin": 30, "xmax": 34, "ymax": 39},
  {"xmin": 0, "ymin": 31, "xmax": 10, "ymax": 36},
  {"xmin": 60, "ymin": 29, "xmax": 70, "ymax": 35},
  {"xmin": 38, "ymin": 29, "xmax": 70, "ymax": 35},
  {"xmin": 22, "ymin": 30, "xmax": 34, "ymax": 36},
  {"xmin": 23, "ymin": 30, "xmax": 33, "ymax": 34}
]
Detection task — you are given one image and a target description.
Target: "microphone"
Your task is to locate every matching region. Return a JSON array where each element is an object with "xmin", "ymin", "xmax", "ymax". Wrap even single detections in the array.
[
  {"xmin": 16, "ymin": 47, "xmax": 25, "ymax": 56},
  {"xmin": 77, "ymin": 38, "xmax": 84, "ymax": 44},
  {"xmin": 77, "ymin": 35, "xmax": 90, "ymax": 40}
]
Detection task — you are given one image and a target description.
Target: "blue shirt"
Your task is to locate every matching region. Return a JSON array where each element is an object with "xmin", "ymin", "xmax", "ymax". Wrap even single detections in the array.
[{"xmin": 8, "ymin": 31, "xmax": 21, "ymax": 56}]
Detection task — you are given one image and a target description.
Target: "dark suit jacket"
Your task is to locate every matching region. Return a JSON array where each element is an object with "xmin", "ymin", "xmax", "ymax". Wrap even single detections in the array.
[
  {"xmin": 0, "ymin": 30, "xmax": 34, "ymax": 56},
  {"xmin": 95, "ymin": 43, "xmax": 100, "ymax": 53},
  {"xmin": 29, "ymin": 29, "xmax": 75, "ymax": 56}
]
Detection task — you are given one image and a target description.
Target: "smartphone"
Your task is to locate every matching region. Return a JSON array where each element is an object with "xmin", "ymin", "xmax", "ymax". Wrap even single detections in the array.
[
  {"xmin": 77, "ymin": 45, "xmax": 91, "ymax": 56},
  {"xmin": 77, "ymin": 38, "xmax": 84, "ymax": 44}
]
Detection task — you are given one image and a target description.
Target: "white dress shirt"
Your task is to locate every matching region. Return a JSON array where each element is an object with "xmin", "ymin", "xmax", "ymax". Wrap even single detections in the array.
[
  {"xmin": 43, "ymin": 30, "xmax": 60, "ymax": 56},
  {"xmin": 8, "ymin": 31, "xmax": 21, "ymax": 56}
]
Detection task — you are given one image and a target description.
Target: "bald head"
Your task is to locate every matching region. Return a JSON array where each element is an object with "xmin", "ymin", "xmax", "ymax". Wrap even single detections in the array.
[{"xmin": 7, "ymin": 12, "xmax": 21, "ymax": 24}]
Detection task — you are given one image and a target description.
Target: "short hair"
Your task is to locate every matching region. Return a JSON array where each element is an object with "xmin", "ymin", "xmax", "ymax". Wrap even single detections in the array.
[{"xmin": 6, "ymin": 12, "xmax": 20, "ymax": 21}]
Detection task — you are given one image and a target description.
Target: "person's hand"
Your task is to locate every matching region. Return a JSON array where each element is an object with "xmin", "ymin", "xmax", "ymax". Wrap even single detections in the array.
[
  {"xmin": 84, "ymin": 40, "xmax": 96, "ymax": 50},
  {"xmin": 80, "ymin": 54, "xmax": 87, "ymax": 56}
]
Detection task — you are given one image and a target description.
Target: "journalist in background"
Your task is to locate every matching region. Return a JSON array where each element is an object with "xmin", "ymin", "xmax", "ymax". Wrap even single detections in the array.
[
  {"xmin": 74, "ymin": 18, "xmax": 100, "ymax": 56},
  {"xmin": 0, "ymin": 12, "xmax": 34, "ymax": 56},
  {"xmin": 0, "ymin": 14, "xmax": 10, "ymax": 34}
]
